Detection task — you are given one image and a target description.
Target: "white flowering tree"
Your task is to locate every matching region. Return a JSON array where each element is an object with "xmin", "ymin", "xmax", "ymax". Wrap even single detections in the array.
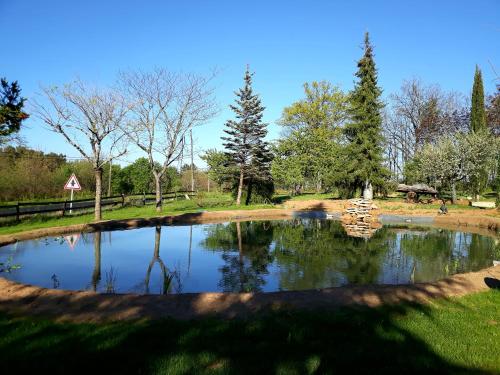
[{"xmin": 414, "ymin": 130, "xmax": 499, "ymax": 203}]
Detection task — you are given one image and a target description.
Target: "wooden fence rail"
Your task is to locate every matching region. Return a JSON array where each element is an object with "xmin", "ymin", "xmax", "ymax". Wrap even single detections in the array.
[{"xmin": 0, "ymin": 191, "xmax": 196, "ymax": 220}]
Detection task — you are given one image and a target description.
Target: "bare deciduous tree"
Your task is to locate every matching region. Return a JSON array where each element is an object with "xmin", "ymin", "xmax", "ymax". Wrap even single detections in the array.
[
  {"xmin": 118, "ymin": 68, "xmax": 217, "ymax": 211},
  {"xmin": 32, "ymin": 79, "xmax": 128, "ymax": 220},
  {"xmin": 384, "ymin": 78, "xmax": 468, "ymax": 180}
]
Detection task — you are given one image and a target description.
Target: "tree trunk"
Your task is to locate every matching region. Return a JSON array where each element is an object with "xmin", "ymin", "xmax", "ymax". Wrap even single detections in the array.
[
  {"xmin": 94, "ymin": 167, "xmax": 103, "ymax": 221},
  {"xmin": 108, "ymin": 160, "xmax": 112, "ymax": 197},
  {"xmin": 236, "ymin": 168, "xmax": 244, "ymax": 206},
  {"xmin": 91, "ymin": 231, "xmax": 101, "ymax": 292},
  {"xmin": 363, "ymin": 180, "xmax": 373, "ymax": 200},
  {"xmin": 154, "ymin": 225, "xmax": 161, "ymax": 258},
  {"xmin": 236, "ymin": 221, "xmax": 243, "ymax": 292},
  {"xmin": 154, "ymin": 174, "xmax": 162, "ymax": 212},
  {"xmin": 190, "ymin": 129, "xmax": 195, "ymax": 192},
  {"xmin": 451, "ymin": 181, "xmax": 457, "ymax": 204},
  {"xmin": 245, "ymin": 178, "xmax": 253, "ymax": 206}
]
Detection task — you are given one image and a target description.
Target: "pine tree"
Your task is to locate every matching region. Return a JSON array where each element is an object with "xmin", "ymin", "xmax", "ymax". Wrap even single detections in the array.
[
  {"xmin": 470, "ymin": 65, "xmax": 487, "ymax": 133},
  {"xmin": 0, "ymin": 78, "xmax": 29, "ymax": 140},
  {"xmin": 222, "ymin": 67, "xmax": 273, "ymax": 205},
  {"xmin": 343, "ymin": 32, "xmax": 387, "ymax": 199}
]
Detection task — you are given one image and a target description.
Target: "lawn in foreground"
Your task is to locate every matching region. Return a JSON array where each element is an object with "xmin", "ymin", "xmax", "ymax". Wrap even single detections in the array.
[{"xmin": 0, "ymin": 290, "xmax": 498, "ymax": 374}]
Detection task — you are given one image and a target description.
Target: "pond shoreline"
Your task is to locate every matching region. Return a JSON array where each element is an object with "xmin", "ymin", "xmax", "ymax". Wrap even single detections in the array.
[
  {"xmin": 0, "ymin": 206, "xmax": 499, "ymax": 321},
  {"xmin": 1, "ymin": 206, "xmax": 499, "ymax": 247},
  {"xmin": 0, "ymin": 264, "xmax": 498, "ymax": 322}
]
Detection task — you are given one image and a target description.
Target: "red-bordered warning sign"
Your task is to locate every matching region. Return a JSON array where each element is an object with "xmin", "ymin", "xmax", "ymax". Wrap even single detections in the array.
[
  {"xmin": 64, "ymin": 173, "xmax": 81, "ymax": 190},
  {"xmin": 64, "ymin": 233, "xmax": 80, "ymax": 250}
]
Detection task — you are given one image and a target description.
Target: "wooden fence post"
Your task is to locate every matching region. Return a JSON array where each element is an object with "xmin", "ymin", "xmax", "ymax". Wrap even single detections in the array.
[
  {"xmin": 121, "ymin": 194, "xmax": 125, "ymax": 207},
  {"xmin": 16, "ymin": 203, "xmax": 20, "ymax": 221},
  {"xmin": 62, "ymin": 200, "xmax": 67, "ymax": 217}
]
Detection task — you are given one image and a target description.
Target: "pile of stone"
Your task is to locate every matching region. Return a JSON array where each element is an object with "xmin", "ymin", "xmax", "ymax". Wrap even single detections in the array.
[{"xmin": 341, "ymin": 198, "xmax": 381, "ymax": 238}]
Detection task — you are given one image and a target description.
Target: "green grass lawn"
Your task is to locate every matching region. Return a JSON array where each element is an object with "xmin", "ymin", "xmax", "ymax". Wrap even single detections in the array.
[
  {"xmin": 0, "ymin": 194, "xmax": 276, "ymax": 236},
  {"xmin": 0, "ymin": 290, "xmax": 498, "ymax": 374}
]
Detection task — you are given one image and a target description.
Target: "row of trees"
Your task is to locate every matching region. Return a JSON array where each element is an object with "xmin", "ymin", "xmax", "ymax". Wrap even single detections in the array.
[
  {"xmin": 0, "ymin": 147, "xmax": 215, "ymax": 202},
  {"xmin": 2, "ymin": 32, "xmax": 499, "ymax": 213},
  {"xmin": 205, "ymin": 34, "xmax": 500, "ymax": 203},
  {"xmin": 22, "ymin": 69, "xmax": 218, "ymax": 219},
  {"xmin": 403, "ymin": 67, "xmax": 500, "ymax": 203},
  {"xmin": 206, "ymin": 33, "xmax": 388, "ymax": 202}
]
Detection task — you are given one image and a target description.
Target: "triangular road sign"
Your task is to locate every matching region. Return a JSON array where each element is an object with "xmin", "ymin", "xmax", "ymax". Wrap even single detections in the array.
[
  {"xmin": 64, "ymin": 173, "xmax": 81, "ymax": 190},
  {"xmin": 64, "ymin": 233, "xmax": 80, "ymax": 250}
]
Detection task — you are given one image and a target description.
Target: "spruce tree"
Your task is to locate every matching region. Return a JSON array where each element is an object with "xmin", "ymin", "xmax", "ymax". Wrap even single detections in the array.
[
  {"xmin": 470, "ymin": 65, "xmax": 487, "ymax": 133},
  {"xmin": 0, "ymin": 78, "xmax": 29, "ymax": 140},
  {"xmin": 343, "ymin": 32, "xmax": 387, "ymax": 199},
  {"xmin": 222, "ymin": 67, "xmax": 272, "ymax": 205}
]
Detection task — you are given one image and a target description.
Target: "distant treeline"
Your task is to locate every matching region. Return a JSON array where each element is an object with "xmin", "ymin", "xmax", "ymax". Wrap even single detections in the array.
[{"xmin": 0, "ymin": 146, "xmax": 213, "ymax": 202}]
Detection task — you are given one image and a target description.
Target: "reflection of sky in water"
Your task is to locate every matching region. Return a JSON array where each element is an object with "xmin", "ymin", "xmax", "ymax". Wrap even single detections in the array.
[{"xmin": 0, "ymin": 220, "xmax": 496, "ymax": 294}]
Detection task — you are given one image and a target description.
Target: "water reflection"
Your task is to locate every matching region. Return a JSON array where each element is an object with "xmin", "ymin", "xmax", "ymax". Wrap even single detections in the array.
[
  {"xmin": 202, "ymin": 220, "xmax": 497, "ymax": 292},
  {"xmin": 91, "ymin": 231, "xmax": 101, "ymax": 292},
  {"xmin": 1, "ymin": 219, "xmax": 497, "ymax": 294},
  {"xmin": 202, "ymin": 221, "xmax": 273, "ymax": 292},
  {"xmin": 144, "ymin": 225, "xmax": 172, "ymax": 295}
]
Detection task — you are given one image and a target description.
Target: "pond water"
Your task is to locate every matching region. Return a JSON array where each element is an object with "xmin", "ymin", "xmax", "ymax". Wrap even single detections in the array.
[{"xmin": 0, "ymin": 218, "xmax": 498, "ymax": 294}]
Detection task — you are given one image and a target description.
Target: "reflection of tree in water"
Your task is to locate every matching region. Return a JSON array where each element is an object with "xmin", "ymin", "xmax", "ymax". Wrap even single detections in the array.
[
  {"xmin": 273, "ymin": 219, "xmax": 394, "ymax": 289},
  {"xmin": 400, "ymin": 229, "xmax": 496, "ymax": 282},
  {"xmin": 202, "ymin": 221, "xmax": 274, "ymax": 292},
  {"xmin": 144, "ymin": 225, "xmax": 180, "ymax": 294},
  {"xmin": 201, "ymin": 219, "xmax": 498, "ymax": 292},
  {"xmin": 91, "ymin": 231, "xmax": 101, "ymax": 292}
]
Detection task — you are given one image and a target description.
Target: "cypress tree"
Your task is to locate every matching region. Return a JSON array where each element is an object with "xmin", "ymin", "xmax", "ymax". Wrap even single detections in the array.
[
  {"xmin": 343, "ymin": 32, "xmax": 387, "ymax": 199},
  {"xmin": 470, "ymin": 65, "xmax": 487, "ymax": 133},
  {"xmin": 222, "ymin": 66, "xmax": 272, "ymax": 205}
]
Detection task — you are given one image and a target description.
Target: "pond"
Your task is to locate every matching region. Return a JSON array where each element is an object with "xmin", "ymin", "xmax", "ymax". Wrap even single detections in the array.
[{"xmin": 0, "ymin": 218, "xmax": 498, "ymax": 294}]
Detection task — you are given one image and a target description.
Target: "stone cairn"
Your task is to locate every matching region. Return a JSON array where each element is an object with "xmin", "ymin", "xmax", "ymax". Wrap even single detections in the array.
[{"xmin": 341, "ymin": 198, "xmax": 381, "ymax": 239}]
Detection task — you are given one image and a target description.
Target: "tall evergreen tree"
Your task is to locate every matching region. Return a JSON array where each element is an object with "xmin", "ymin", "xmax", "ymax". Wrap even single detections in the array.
[
  {"xmin": 222, "ymin": 66, "xmax": 272, "ymax": 205},
  {"xmin": 0, "ymin": 78, "xmax": 29, "ymax": 141},
  {"xmin": 343, "ymin": 32, "xmax": 387, "ymax": 199},
  {"xmin": 470, "ymin": 65, "xmax": 487, "ymax": 133}
]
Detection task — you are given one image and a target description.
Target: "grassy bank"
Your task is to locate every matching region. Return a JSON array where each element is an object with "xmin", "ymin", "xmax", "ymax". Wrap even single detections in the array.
[
  {"xmin": 0, "ymin": 290, "xmax": 498, "ymax": 374},
  {"xmin": 0, "ymin": 193, "xmax": 275, "ymax": 236}
]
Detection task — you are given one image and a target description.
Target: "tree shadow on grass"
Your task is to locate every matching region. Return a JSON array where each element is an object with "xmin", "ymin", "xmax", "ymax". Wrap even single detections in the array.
[{"xmin": 0, "ymin": 299, "xmax": 495, "ymax": 374}]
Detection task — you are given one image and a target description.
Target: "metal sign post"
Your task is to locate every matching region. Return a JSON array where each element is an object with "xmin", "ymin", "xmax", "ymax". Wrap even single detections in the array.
[{"xmin": 64, "ymin": 173, "xmax": 82, "ymax": 214}]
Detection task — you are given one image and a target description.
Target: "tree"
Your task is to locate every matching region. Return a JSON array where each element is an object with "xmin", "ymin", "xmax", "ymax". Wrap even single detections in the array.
[
  {"xmin": 460, "ymin": 130, "xmax": 499, "ymax": 200},
  {"xmin": 486, "ymin": 85, "xmax": 500, "ymax": 135},
  {"xmin": 384, "ymin": 78, "xmax": 468, "ymax": 179},
  {"xmin": 32, "ymin": 79, "xmax": 127, "ymax": 220},
  {"xmin": 412, "ymin": 136, "xmax": 465, "ymax": 203},
  {"xmin": 118, "ymin": 68, "xmax": 217, "ymax": 211},
  {"xmin": 278, "ymin": 81, "xmax": 349, "ymax": 132},
  {"xmin": 0, "ymin": 78, "xmax": 29, "ymax": 143},
  {"xmin": 201, "ymin": 149, "xmax": 234, "ymax": 191},
  {"xmin": 272, "ymin": 81, "xmax": 349, "ymax": 194},
  {"xmin": 272, "ymin": 127, "xmax": 344, "ymax": 194},
  {"xmin": 411, "ymin": 130, "xmax": 499, "ymax": 202},
  {"xmin": 470, "ymin": 66, "xmax": 487, "ymax": 133},
  {"xmin": 222, "ymin": 67, "xmax": 273, "ymax": 205},
  {"xmin": 343, "ymin": 32, "xmax": 388, "ymax": 199}
]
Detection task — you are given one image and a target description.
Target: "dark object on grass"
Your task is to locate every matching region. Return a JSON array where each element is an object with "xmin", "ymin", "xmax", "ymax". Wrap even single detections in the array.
[
  {"xmin": 484, "ymin": 277, "xmax": 500, "ymax": 289},
  {"xmin": 397, "ymin": 184, "xmax": 438, "ymax": 203},
  {"xmin": 439, "ymin": 200, "xmax": 448, "ymax": 215}
]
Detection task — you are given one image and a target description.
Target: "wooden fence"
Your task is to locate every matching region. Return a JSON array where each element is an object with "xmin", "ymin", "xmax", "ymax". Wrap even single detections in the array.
[{"xmin": 0, "ymin": 190, "xmax": 196, "ymax": 220}]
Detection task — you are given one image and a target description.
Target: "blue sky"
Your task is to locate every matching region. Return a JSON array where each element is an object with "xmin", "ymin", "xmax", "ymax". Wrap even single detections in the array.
[{"xmin": 1, "ymin": 0, "xmax": 499, "ymax": 166}]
